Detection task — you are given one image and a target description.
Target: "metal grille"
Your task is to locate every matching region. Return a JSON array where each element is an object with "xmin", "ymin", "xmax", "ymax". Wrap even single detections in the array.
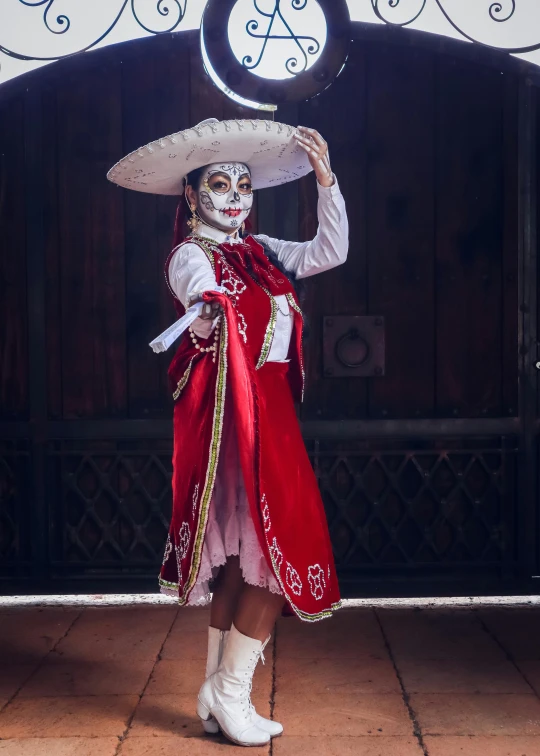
[
  {"xmin": 0, "ymin": 440, "xmax": 31, "ymax": 566},
  {"xmin": 308, "ymin": 437, "xmax": 518, "ymax": 570},
  {"xmin": 45, "ymin": 436, "xmax": 518, "ymax": 578},
  {"xmin": 48, "ymin": 440, "xmax": 172, "ymax": 568}
]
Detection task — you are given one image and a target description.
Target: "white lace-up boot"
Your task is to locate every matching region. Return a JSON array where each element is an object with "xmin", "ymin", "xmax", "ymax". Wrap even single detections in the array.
[
  {"xmin": 202, "ymin": 627, "xmax": 229, "ymax": 734},
  {"xmin": 198, "ymin": 624, "xmax": 280, "ymax": 746},
  {"xmin": 202, "ymin": 625, "xmax": 283, "ymax": 738}
]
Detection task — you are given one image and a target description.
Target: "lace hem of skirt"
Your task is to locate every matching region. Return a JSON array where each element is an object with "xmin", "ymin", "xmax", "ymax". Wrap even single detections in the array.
[
  {"xmin": 160, "ymin": 548, "xmax": 282, "ymax": 606},
  {"xmin": 185, "ymin": 543, "xmax": 282, "ymax": 606}
]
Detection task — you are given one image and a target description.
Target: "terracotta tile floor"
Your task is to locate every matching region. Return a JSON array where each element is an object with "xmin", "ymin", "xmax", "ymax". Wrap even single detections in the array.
[{"xmin": 1, "ymin": 604, "xmax": 540, "ymax": 754}]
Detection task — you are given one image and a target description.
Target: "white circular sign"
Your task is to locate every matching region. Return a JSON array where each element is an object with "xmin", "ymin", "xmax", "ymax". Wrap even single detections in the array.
[{"xmin": 227, "ymin": 0, "xmax": 328, "ymax": 81}]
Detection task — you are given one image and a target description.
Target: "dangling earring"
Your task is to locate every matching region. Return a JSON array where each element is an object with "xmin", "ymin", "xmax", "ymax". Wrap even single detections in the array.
[{"xmin": 187, "ymin": 203, "xmax": 200, "ymax": 231}]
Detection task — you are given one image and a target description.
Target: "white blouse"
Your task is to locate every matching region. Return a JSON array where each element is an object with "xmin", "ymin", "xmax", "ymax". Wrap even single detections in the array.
[{"xmin": 168, "ymin": 177, "xmax": 349, "ymax": 361}]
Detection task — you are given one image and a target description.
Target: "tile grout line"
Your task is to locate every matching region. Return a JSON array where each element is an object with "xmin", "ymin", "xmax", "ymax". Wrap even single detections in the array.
[
  {"xmin": 374, "ymin": 609, "xmax": 429, "ymax": 756},
  {"xmin": 474, "ymin": 609, "xmax": 540, "ymax": 699},
  {"xmin": 0, "ymin": 607, "xmax": 86, "ymax": 721},
  {"xmin": 269, "ymin": 624, "xmax": 278, "ymax": 756},
  {"xmin": 113, "ymin": 606, "xmax": 180, "ymax": 756}
]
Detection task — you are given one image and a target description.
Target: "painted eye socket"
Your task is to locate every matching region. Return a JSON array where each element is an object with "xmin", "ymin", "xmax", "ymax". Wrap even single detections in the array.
[
  {"xmin": 207, "ymin": 175, "xmax": 231, "ymax": 194},
  {"xmin": 238, "ymin": 181, "xmax": 253, "ymax": 195}
]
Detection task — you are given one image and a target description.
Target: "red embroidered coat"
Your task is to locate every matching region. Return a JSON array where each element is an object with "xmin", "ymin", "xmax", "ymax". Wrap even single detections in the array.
[{"xmin": 159, "ymin": 234, "xmax": 341, "ymax": 621}]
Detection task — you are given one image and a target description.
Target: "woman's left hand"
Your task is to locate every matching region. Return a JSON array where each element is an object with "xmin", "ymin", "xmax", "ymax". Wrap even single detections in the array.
[{"xmin": 293, "ymin": 127, "xmax": 334, "ymax": 188}]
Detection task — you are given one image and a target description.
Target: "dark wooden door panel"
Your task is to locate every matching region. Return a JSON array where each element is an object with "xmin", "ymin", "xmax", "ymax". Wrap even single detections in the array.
[
  {"xmin": 298, "ymin": 42, "xmax": 518, "ymax": 423},
  {"xmin": 121, "ymin": 37, "xmax": 189, "ymax": 420},
  {"xmin": 435, "ymin": 58, "xmax": 509, "ymax": 418},
  {"xmin": 0, "ymin": 96, "xmax": 28, "ymax": 421},
  {"xmin": 501, "ymin": 77, "xmax": 519, "ymax": 418},
  {"xmin": 39, "ymin": 39, "xmax": 522, "ymax": 425},
  {"xmin": 365, "ymin": 45, "xmax": 436, "ymax": 420},
  {"xmin": 43, "ymin": 84, "xmax": 63, "ymax": 421},
  {"xmin": 299, "ymin": 46, "xmax": 369, "ymax": 421},
  {"xmin": 54, "ymin": 62, "xmax": 127, "ymax": 419}
]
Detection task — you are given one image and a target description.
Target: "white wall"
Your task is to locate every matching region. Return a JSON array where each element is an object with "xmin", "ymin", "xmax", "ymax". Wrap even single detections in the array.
[{"xmin": 1, "ymin": 0, "xmax": 539, "ymax": 87}]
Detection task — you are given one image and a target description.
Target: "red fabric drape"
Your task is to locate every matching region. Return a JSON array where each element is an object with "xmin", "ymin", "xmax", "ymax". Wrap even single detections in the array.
[{"xmin": 159, "ymin": 236, "xmax": 341, "ymax": 622}]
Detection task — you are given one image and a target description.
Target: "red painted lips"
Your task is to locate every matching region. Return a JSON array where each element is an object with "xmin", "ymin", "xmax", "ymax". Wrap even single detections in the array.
[{"xmin": 222, "ymin": 208, "xmax": 243, "ymax": 217}]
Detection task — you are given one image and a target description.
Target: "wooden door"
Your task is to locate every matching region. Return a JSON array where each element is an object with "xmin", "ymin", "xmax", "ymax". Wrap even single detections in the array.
[
  {"xmin": 0, "ymin": 28, "xmax": 537, "ymax": 596},
  {"xmin": 290, "ymin": 35, "xmax": 524, "ymax": 595}
]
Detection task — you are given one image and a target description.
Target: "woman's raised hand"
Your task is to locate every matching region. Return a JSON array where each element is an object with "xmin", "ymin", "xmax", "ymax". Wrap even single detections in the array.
[{"xmin": 293, "ymin": 127, "xmax": 334, "ymax": 188}]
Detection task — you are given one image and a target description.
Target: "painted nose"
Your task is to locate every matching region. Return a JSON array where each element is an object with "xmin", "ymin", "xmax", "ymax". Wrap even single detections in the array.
[{"xmin": 233, "ymin": 191, "xmax": 240, "ymax": 202}]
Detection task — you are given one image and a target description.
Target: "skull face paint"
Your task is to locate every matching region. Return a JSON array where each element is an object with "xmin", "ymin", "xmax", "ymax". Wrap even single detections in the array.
[{"xmin": 197, "ymin": 163, "xmax": 253, "ymax": 233}]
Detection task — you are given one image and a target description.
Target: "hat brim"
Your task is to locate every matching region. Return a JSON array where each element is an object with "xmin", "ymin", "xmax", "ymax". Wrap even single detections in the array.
[{"xmin": 107, "ymin": 119, "xmax": 313, "ymax": 195}]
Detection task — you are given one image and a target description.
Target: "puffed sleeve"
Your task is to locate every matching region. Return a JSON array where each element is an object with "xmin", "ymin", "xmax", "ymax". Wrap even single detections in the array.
[
  {"xmin": 254, "ymin": 176, "xmax": 349, "ymax": 279},
  {"xmin": 168, "ymin": 242, "xmax": 219, "ymax": 339}
]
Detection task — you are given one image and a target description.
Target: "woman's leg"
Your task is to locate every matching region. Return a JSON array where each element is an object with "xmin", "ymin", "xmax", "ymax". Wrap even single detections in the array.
[
  {"xmin": 199, "ymin": 575, "xmax": 286, "ymax": 743},
  {"xmin": 233, "ymin": 584, "xmax": 286, "ymax": 642},
  {"xmin": 210, "ymin": 555, "xmax": 245, "ymax": 631}
]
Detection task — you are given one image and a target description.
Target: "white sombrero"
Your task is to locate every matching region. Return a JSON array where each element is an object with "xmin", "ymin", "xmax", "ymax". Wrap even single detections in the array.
[{"xmin": 107, "ymin": 117, "xmax": 313, "ymax": 195}]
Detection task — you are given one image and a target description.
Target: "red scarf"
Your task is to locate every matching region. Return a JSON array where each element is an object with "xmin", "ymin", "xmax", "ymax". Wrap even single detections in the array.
[{"xmin": 217, "ymin": 237, "xmax": 292, "ymax": 297}]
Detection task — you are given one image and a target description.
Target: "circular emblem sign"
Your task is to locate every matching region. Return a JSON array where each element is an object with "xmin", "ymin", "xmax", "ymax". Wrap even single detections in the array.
[
  {"xmin": 201, "ymin": 0, "xmax": 350, "ymax": 106},
  {"xmin": 228, "ymin": 0, "xmax": 328, "ymax": 81}
]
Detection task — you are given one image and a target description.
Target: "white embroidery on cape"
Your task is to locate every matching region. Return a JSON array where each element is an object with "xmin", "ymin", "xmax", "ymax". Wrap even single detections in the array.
[
  {"xmin": 178, "ymin": 522, "xmax": 191, "ymax": 560},
  {"xmin": 308, "ymin": 564, "xmax": 326, "ymax": 601},
  {"xmin": 286, "ymin": 562, "xmax": 303, "ymax": 596},
  {"xmin": 269, "ymin": 537, "xmax": 283, "ymax": 569},
  {"xmin": 261, "ymin": 494, "xmax": 271, "ymax": 533}
]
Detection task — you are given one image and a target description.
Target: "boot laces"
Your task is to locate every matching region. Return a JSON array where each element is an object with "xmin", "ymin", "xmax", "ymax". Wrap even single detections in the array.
[
  {"xmin": 240, "ymin": 637, "xmax": 270, "ymax": 716},
  {"xmin": 240, "ymin": 649, "xmax": 262, "ymax": 716}
]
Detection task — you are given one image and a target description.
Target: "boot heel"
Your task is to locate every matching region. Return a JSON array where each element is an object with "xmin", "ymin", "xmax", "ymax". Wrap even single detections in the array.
[
  {"xmin": 202, "ymin": 715, "xmax": 220, "ymax": 734},
  {"xmin": 197, "ymin": 698, "xmax": 212, "ymax": 722}
]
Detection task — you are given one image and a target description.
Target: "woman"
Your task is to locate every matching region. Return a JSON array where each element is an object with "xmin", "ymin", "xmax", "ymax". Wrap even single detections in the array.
[{"xmin": 108, "ymin": 117, "xmax": 348, "ymax": 747}]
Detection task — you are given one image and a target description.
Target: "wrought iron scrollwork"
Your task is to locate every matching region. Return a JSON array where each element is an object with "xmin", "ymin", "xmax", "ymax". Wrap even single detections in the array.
[
  {"xmin": 242, "ymin": 0, "xmax": 322, "ymax": 76},
  {"xmin": 19, "ymin": 0, "xmax": 71, "ymax": 35},
  {"xmin": 0, "ymin": 0, "xmax": 187, "ymax": 62},
  {"xmin": 371, "ymin": 0, "xmax": 540, "ymax": 54},
  {"xmin": 131, "ymin": 0, "xmax": 186, "ymax": 35},
  {"xmin": 489, "ymin": 1, "xmax": 516, "ymax": 22}
]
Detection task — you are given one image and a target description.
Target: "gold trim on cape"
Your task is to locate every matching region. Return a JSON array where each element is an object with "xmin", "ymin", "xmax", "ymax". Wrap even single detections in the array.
[
  {"xmin": 159, "ymin": 314, "xmax": 229, "ymax": 605},
  {"xmin": 255, "ymin": 286, "xmax": 278, "ymax": 370},
  {"xmin": 286, "ymin": 292, "xmax": 306, "ymax": 401}
]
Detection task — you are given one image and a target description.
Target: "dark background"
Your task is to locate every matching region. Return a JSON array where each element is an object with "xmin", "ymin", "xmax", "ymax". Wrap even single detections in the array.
[{"xmin": 1, "ymin": 25, "xmax": 539, "ymax": 597}]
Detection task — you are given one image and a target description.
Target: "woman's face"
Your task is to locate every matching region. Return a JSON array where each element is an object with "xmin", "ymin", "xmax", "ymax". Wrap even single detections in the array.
[{"xmin": 189, "ymin": 162, "xmax": 254, "ymax": 233}]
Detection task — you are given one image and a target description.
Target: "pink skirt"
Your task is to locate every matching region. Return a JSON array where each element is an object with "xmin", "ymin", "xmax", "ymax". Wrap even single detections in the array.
[{"xmin": 186, "ymin": 395, "xmax": 281, "ymax": 606}]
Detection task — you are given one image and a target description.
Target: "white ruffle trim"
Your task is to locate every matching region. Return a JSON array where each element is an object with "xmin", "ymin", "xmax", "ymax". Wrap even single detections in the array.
[{"xmin": 186, "ymin": 483, "xmax": 281, "ymax": 606}]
